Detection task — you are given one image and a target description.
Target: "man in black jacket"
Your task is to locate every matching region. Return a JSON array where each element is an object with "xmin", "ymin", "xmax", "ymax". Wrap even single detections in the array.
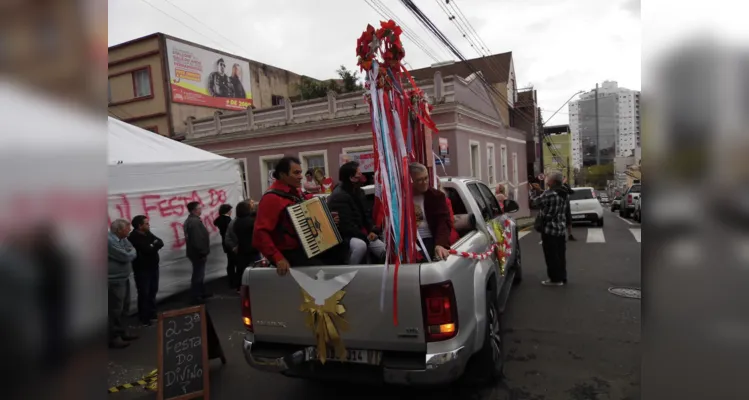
[
  {"xmin": 213, "ymin": 204, "xmax": 236, "ymax": 290},
  {"xmin": 327, "ymin": 161, "xmax": 385, "ymax": 264},
  {"xmin": 184, "ymin": 201, "xmax": 211, "ymax": 304},
  {"xmin": 129, "ymin": 215, "xmax": 164, "ymax": 326},
  {"xmin": 233, "ymin": 201, "xmax": 260, "ymax": 282},
  {"xmin": 562, "ymin": 178, "xmax": 576, "ymax": 241}
]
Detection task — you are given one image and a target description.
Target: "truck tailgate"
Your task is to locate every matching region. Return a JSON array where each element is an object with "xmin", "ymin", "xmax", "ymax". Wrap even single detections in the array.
[{"xmin": 247, "ymin": 264, "xmax": 426, "ymax": 352}]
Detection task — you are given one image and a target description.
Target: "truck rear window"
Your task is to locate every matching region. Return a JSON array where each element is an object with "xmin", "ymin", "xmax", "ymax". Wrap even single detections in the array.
[
  {"xmin": 629, "ymin": 185, "xmax": 641, "ymax": 193},
  {"xmin": 568, "ymin": 189, "xmax": 593, "ymax": 200}
]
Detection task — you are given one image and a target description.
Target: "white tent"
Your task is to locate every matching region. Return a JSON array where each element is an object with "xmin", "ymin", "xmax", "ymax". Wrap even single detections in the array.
[{"xmin": 108, "ymin": 117, "xmax": 244, "ymax": 304}]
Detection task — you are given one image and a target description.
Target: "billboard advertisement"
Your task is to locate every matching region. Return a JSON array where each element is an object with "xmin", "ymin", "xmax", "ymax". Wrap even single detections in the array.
[{"xmin": 165, "ymin": 38, "xmax": 253, "ymax": 111}]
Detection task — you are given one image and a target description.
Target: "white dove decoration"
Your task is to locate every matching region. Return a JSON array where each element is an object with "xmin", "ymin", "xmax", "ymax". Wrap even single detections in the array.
[{"xmin": 289, "ymin": 269, "xmax": 359, "ymax": 306}]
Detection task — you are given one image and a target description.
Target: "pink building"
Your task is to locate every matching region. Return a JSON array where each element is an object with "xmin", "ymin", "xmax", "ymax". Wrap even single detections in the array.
[{"xmin": 183, "ymin": 72, "xmax": 531, "ymax": 217}]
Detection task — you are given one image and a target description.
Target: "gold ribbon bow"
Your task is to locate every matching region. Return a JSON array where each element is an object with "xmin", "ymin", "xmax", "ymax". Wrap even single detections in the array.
[{"xmin": 299, "ymin": 289, "xmax": 350, "ymax": 364}]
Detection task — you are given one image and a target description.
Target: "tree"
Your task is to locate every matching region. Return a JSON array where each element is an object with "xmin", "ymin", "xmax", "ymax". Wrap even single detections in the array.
[
  {"xmin": 585, "ymin": 164, "xmax": 614, "ymax": 189},
  {"xmin": 297, "ymin": 77, "xmax": 339, "ymax": 101},
  {"xmin": 336, "ymin": 65, "xmax": 363, "ymax": 92},
  {"xmin": 295, "ymin": 66, "xmax": 363, "ymax": 101}
]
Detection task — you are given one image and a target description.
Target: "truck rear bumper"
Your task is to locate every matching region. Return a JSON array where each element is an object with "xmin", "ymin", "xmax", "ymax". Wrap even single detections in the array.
[{"xmin": 243, "ymin": 334, "xmax": 469, "ymax": 385}]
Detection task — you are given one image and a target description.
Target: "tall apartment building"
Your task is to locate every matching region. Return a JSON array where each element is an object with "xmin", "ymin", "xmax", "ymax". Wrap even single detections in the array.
[{"xmin": 568, "ymin": 81, "xmax": 640, "ymax": 168}]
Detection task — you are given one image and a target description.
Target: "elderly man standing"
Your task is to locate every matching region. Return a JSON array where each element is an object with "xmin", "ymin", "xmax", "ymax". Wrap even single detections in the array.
[
  {"xmin": 529, "ymin": 171, "xmax": 569, "ymax": 286},
  {"xmin": 409, "ymin": 163, "xmax": 452, "ymax": 261},
  {"xmin": 108, "ymin": 219, "xmax": 139, "ymax": 349}
]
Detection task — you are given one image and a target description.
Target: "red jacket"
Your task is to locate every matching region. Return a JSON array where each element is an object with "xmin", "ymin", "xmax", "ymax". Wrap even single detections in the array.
[
  {"xmin": 252, "ymin": 181, "xmax": 312, "ymax": 263},
  {"xmin": 446, "ymin": 197, "xmax": 459, "ymax": 245},
  {"xmin": 422, "ymin": 188, "xmax": 452, "ymax": 249}
]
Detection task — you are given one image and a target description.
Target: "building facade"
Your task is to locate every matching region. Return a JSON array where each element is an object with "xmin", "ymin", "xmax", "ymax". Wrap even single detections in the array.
[
  {"xmin": 542, "ymin": 125, "xmax": 574, "ymax": 185},
  {"xmin": 410, "ymin": 52, "xmax": 542, "ymax": 183},
  {"xmin": 569, "ymin": 81, "xmax": 641, "ymax": 168},
  {"xmin": 183, "ymin": 73, "xmax": 531, "ymax": 217},
  {"xmin": 108, "ymin": 33, "xmax": 308, "ymax": 137}
]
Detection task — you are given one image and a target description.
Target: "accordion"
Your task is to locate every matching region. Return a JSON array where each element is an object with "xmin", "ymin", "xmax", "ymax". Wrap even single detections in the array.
[{"xmin": 286, "ymin": 197, "xmax": 343, "ymax": 259}]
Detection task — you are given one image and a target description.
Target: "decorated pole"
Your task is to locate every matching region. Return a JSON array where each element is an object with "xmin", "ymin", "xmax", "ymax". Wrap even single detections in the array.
[{"xmin": 356, "ymin": 20, "xmax": 438, "ymax": 325}]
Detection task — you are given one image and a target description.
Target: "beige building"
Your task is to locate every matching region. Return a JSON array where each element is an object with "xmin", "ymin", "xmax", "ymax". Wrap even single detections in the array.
[{"xmin": 108, "ymin": 33, "xmax": 308, "ymax": 137}]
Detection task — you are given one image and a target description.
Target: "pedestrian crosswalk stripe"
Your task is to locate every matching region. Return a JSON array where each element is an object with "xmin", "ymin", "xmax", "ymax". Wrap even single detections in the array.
[
  {"xmin": 629, "ymin": 228, "xmax": 641, "ymax": 242},
  {"xmin": 586, "ymin": 228, "xmax": 605, "ymax": 243}
]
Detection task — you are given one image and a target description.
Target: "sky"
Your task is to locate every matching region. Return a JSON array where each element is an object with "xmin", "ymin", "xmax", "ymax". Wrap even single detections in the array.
[{"xmin": 108, "ymin": 0, "xmax": 640, "ymax": 126}]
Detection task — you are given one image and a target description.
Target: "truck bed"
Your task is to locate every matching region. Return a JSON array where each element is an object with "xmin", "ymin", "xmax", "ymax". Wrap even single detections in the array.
[{"xmin": 246, "ymin": 262, "xmax": 427, "ymax": 353}]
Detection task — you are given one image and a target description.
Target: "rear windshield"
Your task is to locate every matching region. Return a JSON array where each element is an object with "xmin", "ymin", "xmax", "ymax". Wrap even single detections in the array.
[
  {"xmin": 568, "ymin": 189, "xmax": 594, "ymax": 200},
  {"xmin": 629, "ymin": 185, "xmax": 641, "ymax": 193}
]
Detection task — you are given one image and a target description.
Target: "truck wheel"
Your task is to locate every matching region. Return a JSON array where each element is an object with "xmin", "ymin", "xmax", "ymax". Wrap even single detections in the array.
[
  {"xmin": 512, "ymin": 246, "xmax": 522, "ymax": 285},
  {"xmin": 467, "ymin": 293, "xmax": 504, "ymax": 384}
]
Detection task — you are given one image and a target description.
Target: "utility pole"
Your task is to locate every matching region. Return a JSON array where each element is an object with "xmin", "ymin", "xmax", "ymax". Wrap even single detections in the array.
[
  {"xmin": 595, "ymin": 83, "xmax": 600, "ymax": 165},
  {"xmin": 567, "ymin": 155, "xmax": 571, "ymax": 185}
]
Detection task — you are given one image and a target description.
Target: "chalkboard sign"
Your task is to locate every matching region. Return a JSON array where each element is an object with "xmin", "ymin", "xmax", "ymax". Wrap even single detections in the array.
[{"xmin": 158, "ymin": 305, "xmax": 209, "ymax": 400}]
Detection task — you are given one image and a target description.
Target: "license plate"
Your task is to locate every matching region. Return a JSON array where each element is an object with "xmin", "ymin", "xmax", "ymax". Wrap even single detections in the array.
[
  {"xmin": 305, "ymin": 347, "xmax": 382, "ymax": 365},
  {"xmin": 572, "ymin": 215, "xmax": 586, "ymax": 219}
]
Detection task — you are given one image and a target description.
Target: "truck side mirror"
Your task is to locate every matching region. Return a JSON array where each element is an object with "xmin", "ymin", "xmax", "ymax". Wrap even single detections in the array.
[{"xmin": 503, "ymin": 200, "xmax": 520, "ymax": 213}]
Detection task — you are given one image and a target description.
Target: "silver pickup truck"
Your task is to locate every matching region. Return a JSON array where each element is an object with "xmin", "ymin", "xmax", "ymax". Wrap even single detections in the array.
[{"xmin": 240, "ymin": 177, "xmax": 522, "ymax": 385}]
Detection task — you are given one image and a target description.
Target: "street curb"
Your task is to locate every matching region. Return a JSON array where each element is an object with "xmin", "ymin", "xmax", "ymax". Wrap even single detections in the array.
[{"xmin": 516, "ymin": 220, "xmax": 534, "ymax": 231}]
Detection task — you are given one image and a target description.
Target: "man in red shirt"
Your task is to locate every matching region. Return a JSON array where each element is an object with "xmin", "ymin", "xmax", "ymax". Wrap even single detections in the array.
[{"xmin": 253, "ymin": 156, "xmax": 337, "ymax": 276}]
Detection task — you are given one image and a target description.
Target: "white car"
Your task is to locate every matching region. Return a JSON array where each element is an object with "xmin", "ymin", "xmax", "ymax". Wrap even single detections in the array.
[{"xmin": 568, "ymin": 186, "xmax": 604, "ymax": 226}]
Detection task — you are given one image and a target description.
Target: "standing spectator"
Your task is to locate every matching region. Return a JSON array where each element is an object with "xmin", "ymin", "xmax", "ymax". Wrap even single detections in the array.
[
  {"xmin": 302, "ymin": 169, "xmax": 321, "ymax": 194},
  {"xmin": 562, "ymin": 178, "xmax": 576, "ymax": 241},
  {"xmin": 529, "ymin": 171, "xmax": 569, "ymax": 286},
  {"xmin": 128, "ymin": 215, "xmax": 164, "ymax": 326},
  {"xmin": 495, "ymin": 184, "xmax": 508, "ymax": 212},
  {"xmin": 108, "ymin": 219, "xmax": 139, "ymax": 348},
  {"xmin": 184, "ymin": 202, "xmax": 211, "ymax": 304},
  {"xmin": 213, "ymin": 204, "xmax": 237, "ymax": 290},
  {"xmin": 233, "ymin": 200, "xmax": 261, "ymax": 282}
]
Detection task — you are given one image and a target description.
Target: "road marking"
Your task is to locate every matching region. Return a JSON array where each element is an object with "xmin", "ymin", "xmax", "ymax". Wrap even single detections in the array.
[
  {"xmin": 586, "ymin": 228, "xmax": 606, "ymax": 243},
  {"xmin": 629, "ymin": 228, "xmax": 641, "ymax": 242},
  {"xmin": 617, "ymin": 213, "xmax": 635, "ymax": 225},
  {"xmin": 518, "ymin": 230, "xmax": 531, "ymax": 240}
]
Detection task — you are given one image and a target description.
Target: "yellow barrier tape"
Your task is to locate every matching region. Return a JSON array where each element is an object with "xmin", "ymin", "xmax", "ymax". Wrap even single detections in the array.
[{"xmin": 107, "ymin": 369, "xmax": 158, "ymax": 394}]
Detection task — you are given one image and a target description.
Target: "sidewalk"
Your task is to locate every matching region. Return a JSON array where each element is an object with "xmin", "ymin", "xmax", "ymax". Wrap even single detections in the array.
[{"xmin": 515, "ymin": 209, "xmax": 537, "ymax": 231}]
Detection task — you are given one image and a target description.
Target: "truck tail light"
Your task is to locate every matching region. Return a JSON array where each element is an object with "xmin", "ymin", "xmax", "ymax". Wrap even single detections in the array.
[
  {"xmin": 240, "ymin": 285, "xmax": 253, "ymax": 332},
  {"xmin": 628, "ymin": 194, "xmax": 633, "ymax": 204},
  {"xmin": 420, "ymin": 281, "xmax": 458, "ymax": 342}
]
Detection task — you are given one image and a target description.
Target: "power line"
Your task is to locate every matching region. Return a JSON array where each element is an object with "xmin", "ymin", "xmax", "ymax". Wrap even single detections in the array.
[
  {"xmin": 158, "ymin": 0, "xmax": 253, "ymax": 57},
  {"xmin": 400, "ymin": 0, "xmax": 537, "ymax": 127},
  {"xmin": 370, "ymin": 0, "xmax": 453, "ymax": 62},
  {"xmin": 401, "ymin": 0, "xmax": 560, "ymax": 170},
  {"xmin": 448, "ymin": 0, "xmax": 492, "ymax": 54},
  {"xmin": 363, "ymin": 0, "xmax": 442, "ymax": 64},
  {"xmin": 137, "ymin": 0, "xmax": 232, "ymax": 54}
]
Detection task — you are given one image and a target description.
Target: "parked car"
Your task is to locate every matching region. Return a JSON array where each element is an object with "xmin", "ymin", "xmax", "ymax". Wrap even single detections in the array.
[
  {"xmin": 241, "ymin": 177, "xmax": 522, "ymax": 385},
  {"xmin": 569, "ymin": 187, "xmax": 604, "ymax": 226},
  {"xmin": 633, "ymin": 195, "xmax": 641, "ymax": 222},
  {"xmin": 611, "ymin": 196, "xmax": 622, "ymax": 211},
  {"xmin": 620, "ymin": 183, "xmax": 642, "ymax": 218}
]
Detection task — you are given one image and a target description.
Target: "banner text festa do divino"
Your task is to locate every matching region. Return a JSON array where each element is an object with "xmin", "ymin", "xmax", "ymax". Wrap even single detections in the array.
[{"xmin": 108, "ymin": 187, "xmax": 228, "ymax": 249}]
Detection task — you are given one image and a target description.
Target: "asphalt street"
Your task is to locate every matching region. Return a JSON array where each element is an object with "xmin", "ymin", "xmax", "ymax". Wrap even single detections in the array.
[{"xmin": 108, "ymin": 208, "xmax": 641, "ymax": 400}]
